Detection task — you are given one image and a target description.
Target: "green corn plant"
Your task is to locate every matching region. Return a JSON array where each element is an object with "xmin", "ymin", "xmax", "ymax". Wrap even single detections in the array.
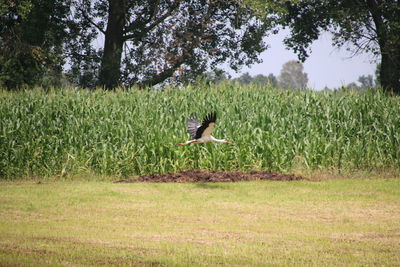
[{"xmin": 0, "ymin": 85, "xmax": 399, "ymax": 179}]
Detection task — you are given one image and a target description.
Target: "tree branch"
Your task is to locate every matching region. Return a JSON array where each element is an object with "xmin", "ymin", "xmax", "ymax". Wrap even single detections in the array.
[
  {"xmin": 139, "ymin": 45, "xmax": 198, "ymax": 87},
  {"xmin": 123, "ymin": 1, "xmax": 180, "ymax": 41},
  {"xmin": 138, "ymin": 62, "xmax": 183, "ymax": 88},
  {"xmin": 365, "ymin": 0, "xmax": 386, "ymax": 48},
  {"xmin": 77, "ymin": 6, "xmax": 105, "ymax": 35}
]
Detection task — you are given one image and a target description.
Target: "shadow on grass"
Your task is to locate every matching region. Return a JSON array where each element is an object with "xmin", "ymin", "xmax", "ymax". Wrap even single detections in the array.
[{"xmin": 194, "ymin": 183, "xmax": 231, "ymax": 190}]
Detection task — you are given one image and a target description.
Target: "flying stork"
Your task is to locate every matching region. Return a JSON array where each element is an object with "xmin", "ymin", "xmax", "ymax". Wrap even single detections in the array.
[{"xmin": 177, "ymin": 112, "xmax": 234, "ymax": 146}]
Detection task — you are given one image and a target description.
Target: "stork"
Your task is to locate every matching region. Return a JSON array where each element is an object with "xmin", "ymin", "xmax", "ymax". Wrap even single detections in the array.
[{"xmin": 177, "ymin": 112, "xmax": 234, "ymax": 146}]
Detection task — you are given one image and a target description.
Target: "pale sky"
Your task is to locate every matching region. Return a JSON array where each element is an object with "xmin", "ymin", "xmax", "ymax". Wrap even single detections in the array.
[{"xmin": 228, "ymin": 30, "xmax": 378, "ymax": 90}]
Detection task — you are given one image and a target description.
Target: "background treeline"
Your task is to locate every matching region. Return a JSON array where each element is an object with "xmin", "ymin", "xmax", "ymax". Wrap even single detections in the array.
[
  {"xmin": 1, "ymin": 1, "xmax": 399, "ymax": 93},
  {"xmin": 207, "ymin": 60, "xmax": 380, "ymax": 92}
]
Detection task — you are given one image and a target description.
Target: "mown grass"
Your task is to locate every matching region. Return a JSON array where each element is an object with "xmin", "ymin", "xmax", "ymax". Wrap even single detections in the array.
[
  {"xmin": 0, "ymin": 178, "xmax": 399, "ymax": 266},
  {"xmin": 1, "ymin": 84, "xmax": 399, "ymax": 179}
]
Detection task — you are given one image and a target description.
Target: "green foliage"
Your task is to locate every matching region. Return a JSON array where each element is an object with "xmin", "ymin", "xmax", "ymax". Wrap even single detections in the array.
[
  {"xmin": 0, "ymin": 84, "xmax": 399, "ymax": 179},
  {"xmin": 278, "ymin": 60, "xmax": 308, "ymax": 90},
  {"xmin": 358, "ymin": 75, "xmax": 374, "ymax": 88},
  {"xmin": 0, "ymin": 0, "xmax": 32, "ymax": 19},
  {"xmin": 0, "ymin": 0, "xmax": 71, "ymax": 90},
  {"xmin": 341, "ymin": 73, "xmax": 378, "ymax": 92},
  {"xmin": 69, "ymin": 0, "xmax": 272, "ymax": 89},
  {"xmin": 232, "ymin": 72, "xmax": 278, "ymax": 87},
  {"xmin": 253, "ymin": 73, "xmax": 278, "ymax": 87}
]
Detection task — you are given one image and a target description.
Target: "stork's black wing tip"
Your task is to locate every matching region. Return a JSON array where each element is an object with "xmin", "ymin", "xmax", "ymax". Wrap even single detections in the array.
[
  {"xmin": 207, "ymin": 111, "xmax": 217, "ymax": 122},
  {"xmin": 189, "ymin": 112, "xmax": 198, "ymax": 120}
]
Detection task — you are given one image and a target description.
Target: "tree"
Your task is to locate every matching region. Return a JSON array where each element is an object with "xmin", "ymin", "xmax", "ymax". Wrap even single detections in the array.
[
  {"xmin": 266, "ymin": 73, "xmax": 278, "ymax": 87},
  {"xmin": 358, "ymin": 74, "xmax": 375, "ymax": 89},
  {"xmin": 234, "ymin": 72, "xmax": 253, "ymax": 84},
  {"xmin": 375, "ymin": 63, "xmax": 381, "ymax": 86},
  {"xmin": 341, "ymin": 74, "xmax": 377, "ymax": 92},
  {"xmin": 0, "ymin": 0, "xmax": 71, "ymax": 89},
  {"xmin": 203, "ymin": 69, "xmax": 231, "ymax": 84},
  {"xmin": 250, "ymin": 73, "xmax": 278, "ymax": 86},
  {"xmin": 278, "ymin": 60, "xmax": 308, "ymax": 90},
  {"xmin": 282, "ymin": 0, "xmax": 400, "ymax": 94},
  {"xmin": 64, "ymin": 0, "xmax": 102, "ymax": 89},
  {"xmin": 252, "ymin": 74, "xmax": 268, "ymax": 85},
  {"xmin": 232, "ymin": 72, "xmax": 277, "ymax": 86},
  {"xmin": 344, "ymin": 82, "xmax": 361, "ymax": 91},
  {"xmin": 245, "ymin": 0, "xmax": 400, "ymax": 94},
  {"xmin": 73, "ymin": 0, "xmax": 271, "ymax": 89}
]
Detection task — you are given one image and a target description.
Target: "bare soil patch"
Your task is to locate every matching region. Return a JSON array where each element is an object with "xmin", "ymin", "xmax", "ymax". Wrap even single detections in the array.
[{"xmin": 115, "ymin": 169, "xmax": 304, "ymax": 183}]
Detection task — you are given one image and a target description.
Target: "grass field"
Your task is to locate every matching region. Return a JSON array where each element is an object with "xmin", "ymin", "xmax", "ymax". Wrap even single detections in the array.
[
  {"xmin": 1, "ymin": 84, "xmax": 399, "ymax": 179},
  {"xmin": 0, "ymin": 178, "xmax": 399, "ymax": 266}
]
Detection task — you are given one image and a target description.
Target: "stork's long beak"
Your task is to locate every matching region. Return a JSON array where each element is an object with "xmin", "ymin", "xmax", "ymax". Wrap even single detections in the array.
[{"xmin": 226, "ymin": 140, "xmax": 234, "ymax": 145}]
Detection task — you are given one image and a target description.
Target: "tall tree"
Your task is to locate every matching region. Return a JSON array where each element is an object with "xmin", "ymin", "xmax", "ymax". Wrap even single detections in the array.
[
  {"xmin": 0, "ymin": 0, "xmax": 71, "ymax": 89},
  {"xmin": 98, "ymin": 0, "xmax": 126, "ymax": 89},
  {"xmin": 245, "ymin": 0, "xmax": 400, "ymax": 94},
  {"xmin": 266, "ymin": 73, "xmax": 278, "ymax": 87},
  {"xmin": 73, "ymin": 0, "xmax": 271, "ymax": 89},
  {"xmin": 278, "ymin": 60, "xmax": 308, "ymax": 90}
]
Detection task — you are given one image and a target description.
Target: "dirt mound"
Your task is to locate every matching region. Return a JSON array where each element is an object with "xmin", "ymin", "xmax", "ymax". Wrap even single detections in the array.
[{"xmin": 115, "ymin": 169, "xmax": 304, "ymax": 183}]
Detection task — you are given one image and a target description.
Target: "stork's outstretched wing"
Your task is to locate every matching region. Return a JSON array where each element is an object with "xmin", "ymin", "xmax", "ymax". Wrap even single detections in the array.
[
  {"xmin": 196, "ymin": 112, "xmax": 216, "ymax": 139},
  {"xmin": 187, "ymin": 118, "xmax": 201, "ymax": 139},
  {"xmin": 187, "ymin": 112, "xmax": 217, "ymax": 139}
]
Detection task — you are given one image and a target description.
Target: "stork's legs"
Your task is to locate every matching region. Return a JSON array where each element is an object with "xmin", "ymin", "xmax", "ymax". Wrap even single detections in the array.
[{"xmin": 176, "ymin": 140, "xmax": 199, "ymax": 146}]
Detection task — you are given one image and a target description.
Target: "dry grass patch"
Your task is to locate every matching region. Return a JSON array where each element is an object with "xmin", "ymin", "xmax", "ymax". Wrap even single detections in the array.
[{"xmin": 0, "ymin": 178, "xmax": 399, "ymax": 266}]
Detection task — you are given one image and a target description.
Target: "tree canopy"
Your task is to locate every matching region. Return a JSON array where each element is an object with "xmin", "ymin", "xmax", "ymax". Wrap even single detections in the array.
[
  {"xmin": 70, "ymin": 0, "xmax": 272, "ymax": 89},
  {"xmin": 0, "ymin": 0, "xmax": 70, "ymax": 89},
  {"xmin": 0, "ymin": 0, "xmax": 272, "ymax": 90},
  {"xmin": 278, "ymin": 60, "xmax": 308, "ymax": 90}
]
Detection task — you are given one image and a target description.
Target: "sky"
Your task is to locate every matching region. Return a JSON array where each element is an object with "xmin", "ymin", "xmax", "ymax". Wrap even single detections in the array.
[{"xmin": 227, "ymin": 30, "xmax": 378, "ymax": 90}]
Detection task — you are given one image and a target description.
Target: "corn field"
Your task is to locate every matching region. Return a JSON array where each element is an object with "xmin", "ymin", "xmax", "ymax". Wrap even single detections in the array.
[{"xmin": 1, "ymin": 84, "xmax": 399, "ymax": 179}]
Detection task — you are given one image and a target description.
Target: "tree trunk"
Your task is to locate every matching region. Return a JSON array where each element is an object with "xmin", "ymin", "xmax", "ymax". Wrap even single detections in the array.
[
  {"xmin": 366, "ymin": 0, "xmax": 400, "ymax": 94},
  {"xmin": 380, "ymin": 47, "xmax": 400, "ymax": 95},
  {"xmin": 98, "ymin": 0, "xmax": 126, "ymax": 90}
]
